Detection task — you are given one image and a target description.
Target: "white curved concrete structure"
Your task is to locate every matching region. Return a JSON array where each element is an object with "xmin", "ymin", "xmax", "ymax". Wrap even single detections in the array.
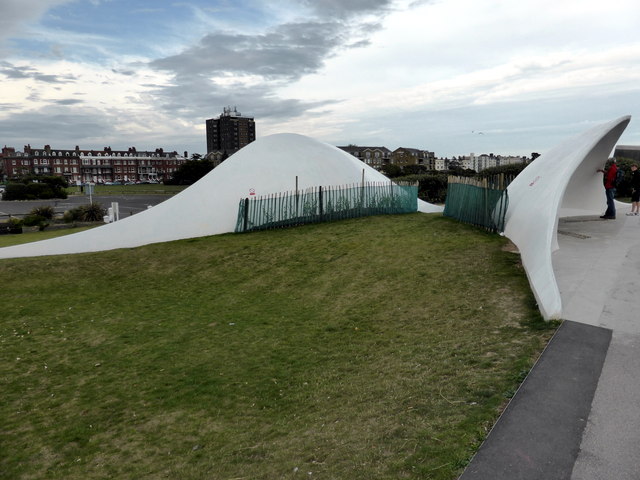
[
  {"xmin": 0, "ymin": 133, "xmax": 442, "ymax": 259},
  {"xmin": 504, "ymin": 116, "xmax": 631, "ymax": 320}
]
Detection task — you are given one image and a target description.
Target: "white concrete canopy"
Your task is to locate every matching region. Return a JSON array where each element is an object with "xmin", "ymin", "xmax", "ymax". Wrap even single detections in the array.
[
  {"xmin": 0, "ymin": 133, "xmax": 442, "ymax": 259},
  {"xmin": 504, "ymin": 116, "xmax": 631, "ymax": 320}
]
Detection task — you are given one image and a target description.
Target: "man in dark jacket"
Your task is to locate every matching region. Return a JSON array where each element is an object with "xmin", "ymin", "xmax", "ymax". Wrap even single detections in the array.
[
  {"xmin": 626, "ymin": 164, "xmax": 640, "ymax": 216},
  {"xmin": 598, "ymin": 159, "xmax": 618, "ymax": 219}
]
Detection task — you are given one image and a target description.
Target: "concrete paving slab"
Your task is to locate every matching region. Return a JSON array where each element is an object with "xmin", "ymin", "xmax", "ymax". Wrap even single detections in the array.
[
  {"xmin": 554, "ymin": 210, "xmax": 640, "ymax": 333},
  {"xmin": 554, "ymin": 206, "xmax": 640, "ymax": 479},
  {"xmin": 459, "ymin": 321, "xmax": 611, "ymax": 480},
  {"xmin": 570, "ymin": 332, "xmax": 640, "ymax": 480}
]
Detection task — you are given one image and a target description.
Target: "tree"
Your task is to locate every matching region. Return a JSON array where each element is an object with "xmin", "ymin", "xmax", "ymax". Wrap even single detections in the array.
[
  {"xmin": 478, "ymin": 163, "xmax": 529, "ymax": 178},
  {"xmin": 402, "ymin": 164, "xmax": 428, "ymax": 176},
  {"xmin": 166, "ymin": 155, "xmax": 213, "ymax": 185},
  {"xmin": 381, "ymin": 164, "xmax": 402, "ymax": 178}
]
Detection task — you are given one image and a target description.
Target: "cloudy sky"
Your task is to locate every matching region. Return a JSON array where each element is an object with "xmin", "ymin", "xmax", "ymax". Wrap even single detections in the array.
[{"xmin": 1, "ymin": 0, "xmax": 640, "ymax": 158}]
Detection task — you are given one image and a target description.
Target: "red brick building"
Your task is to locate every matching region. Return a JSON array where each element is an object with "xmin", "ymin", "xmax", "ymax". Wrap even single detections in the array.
[{"xmin": 1, "ymin": 145, "xmax": 187, "ymax": 184}]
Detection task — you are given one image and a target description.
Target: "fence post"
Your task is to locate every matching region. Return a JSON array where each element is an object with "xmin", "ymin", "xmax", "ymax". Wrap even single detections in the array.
[
  {"xmin": 319, "ymin": 185, "xmax": 323, "ymax": 216},
  {"xmin": 243, "ymin": 198, "xmax": 249, "ymax": 232},
  {"xmin": 295, "ymin": 176, "xmax": 299, "ymax": 217}
]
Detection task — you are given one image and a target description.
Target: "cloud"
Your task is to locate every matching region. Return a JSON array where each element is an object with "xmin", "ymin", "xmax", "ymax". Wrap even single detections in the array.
[
  {"xmin": 146, "ymin": 75, "xmax": 336, "ymax": 121},
  {"xmin": 111, "ymin": 68, "xmax": 136, "ymax": 76},
  {"xmin": 300, "ymin": 0, "xmax": 395, "ymax": 17},
  {"xmin": 54, "ymin": 98, "xmax": 83, "ymax": 105},
  {"xmin": 0, "ymin": 0, "xmax": 73, "ymax": 45},
  {"xmin": 150, "ymin": 21, "xmax": 347, "ymax": 81},
  {"xmin": 0, "ymin": 61, "xmax": 75, "ymax": 83},
  {"xmin": 146, "ymin": 0, "xmax": 396, "ymax": 127},
  {"xmin": 147, "ymin": 21, "xmax": 347, "ymax": 123},
  {"xmin": 0, "ymin": 105, "xmax": 114, "ymax": 145}
]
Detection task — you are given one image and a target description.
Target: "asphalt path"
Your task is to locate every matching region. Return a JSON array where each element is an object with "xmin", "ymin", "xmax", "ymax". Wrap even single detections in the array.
[{"xmin": 0, "ymin": 194, "xmax": 173, "ymax": 219}]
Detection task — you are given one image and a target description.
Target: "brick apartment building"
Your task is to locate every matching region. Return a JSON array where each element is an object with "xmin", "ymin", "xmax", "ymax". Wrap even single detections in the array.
[
  {"xmin": 0, "ymin": 144, "xmax": 187, "ymax": 184},
  {"xmin": 206, "ymin": 106, "xmax": 256, "ymax": 156},
  {"xmin": 337, "ymin": 146, "xmax": 392, "ymax": 169},
  {"xmin": 338, "ymin": 145, "xmax": 435, "ymax": 170}
]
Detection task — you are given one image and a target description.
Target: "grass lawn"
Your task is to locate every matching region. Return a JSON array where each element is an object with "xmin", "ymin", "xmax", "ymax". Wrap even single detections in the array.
[
  {"xmin": 0, "ymin": 227, "xmax": 97, "ymax": 248},
  {"xmin": 0, "ymin": 213, "xmax": 557, "ymax": 479},
  {"xmin": 66, "ymin": 184, "xmax": 186, "ymax": 196}
]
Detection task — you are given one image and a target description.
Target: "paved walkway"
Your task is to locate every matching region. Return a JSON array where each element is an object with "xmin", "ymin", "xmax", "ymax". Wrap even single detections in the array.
[
  {"xmin": 556, "ymin": 208, "xmax": 640, "ymax": 480},
  {"xmin": 460, "ymin": 204, "xmax": 640, "ymax": 479}
]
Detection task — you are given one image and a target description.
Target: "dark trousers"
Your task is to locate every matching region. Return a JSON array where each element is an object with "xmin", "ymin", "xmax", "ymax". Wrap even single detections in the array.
[{"xmin": 605, "ymin": 188, "xmax": 616, "ymax": 217}]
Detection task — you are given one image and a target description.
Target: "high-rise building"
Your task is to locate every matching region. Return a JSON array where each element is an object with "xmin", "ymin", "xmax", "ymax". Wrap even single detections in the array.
[{"xmin": 206, "ymin": 106, "xmax": 255, "ymax": 155}]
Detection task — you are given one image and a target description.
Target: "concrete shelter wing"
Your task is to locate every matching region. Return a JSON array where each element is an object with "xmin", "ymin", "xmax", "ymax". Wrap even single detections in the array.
[{"xmin": 504, "ymin": 116, "xmax": 631, "ymax": 320}]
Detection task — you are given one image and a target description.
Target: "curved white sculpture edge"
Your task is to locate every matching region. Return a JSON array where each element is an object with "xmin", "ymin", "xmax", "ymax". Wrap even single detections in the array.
[
  {"xmin": 504, "ymin": 116, "xmax": 631, "ymax": 320},
  {"xmin": 0, "ymin": 133, "xmax": 443, "ymax": 260}
]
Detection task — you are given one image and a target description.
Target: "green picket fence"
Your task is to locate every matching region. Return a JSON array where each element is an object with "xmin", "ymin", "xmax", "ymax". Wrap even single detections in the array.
[
  {"xmin": 235, "ymin": 182, "xmax": 418, "ymax": 233},
  {"xmin": 443, "ymin": 175, "xmax": 509, "ymax": 233}
]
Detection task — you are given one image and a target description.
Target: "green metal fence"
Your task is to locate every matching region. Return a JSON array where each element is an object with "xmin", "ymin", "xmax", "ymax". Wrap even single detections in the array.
[
  {"xmin": 443, "ymin": 175, "xmax": 509, "ymax": 233},
  {"xmin": 235, "ymin": 182, "xmax": 418, "ymax": 233}
]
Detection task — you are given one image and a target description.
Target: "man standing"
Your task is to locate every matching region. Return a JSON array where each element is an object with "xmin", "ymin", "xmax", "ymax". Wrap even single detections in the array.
[
  {"xmin": 626, "ymin": 164, "xmax": 640, "ymax": 216},
  {"xmin": 598, "ymin": 159, "xmax": 618, "ymax": 219}
]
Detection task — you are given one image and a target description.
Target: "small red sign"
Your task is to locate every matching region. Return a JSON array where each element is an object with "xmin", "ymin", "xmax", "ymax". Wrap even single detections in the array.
[{"xmin": 249, "ymin": 188, "xmax": 255, "ymax": 196}]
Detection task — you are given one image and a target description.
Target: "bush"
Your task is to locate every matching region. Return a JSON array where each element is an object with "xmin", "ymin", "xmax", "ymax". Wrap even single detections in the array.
[
  {"xmin": 1, "ymin": 217, "xmax": 23, "ymax": 234},
  {"xmin": 64, "ymin": 203, "xmax": 106, "ymax": 223},
  {"xmin": 380, "ymin": 164, "xmax": 403, "ymax": 178},
  {"xmin": 478, "ymin": 163, "xmax": 529, "ymax": 178},
  {"xmin": 63, "ymin": 210, "xmax": 81, "ymax": 223},
  {"xmin": 2, "ymin": 184, "xmax": 28, "ymax": 201},
  {"xmin": 395, "ymin": 173, "xmax": 449, "ymax": 203},
  {"xmin": 22, "ymin": 214, "xmax": 49, "ymax": 230},
  {"xmin": 29, "ymin": 205, "xmax": 55, "ymax": 220},
  {"xmin": 2, "ymin": 176, "xmax": 68, "ymax": 200},
  {"xmin": 82, "ymin": 203, "xmax": 107, "ymax": 221}
]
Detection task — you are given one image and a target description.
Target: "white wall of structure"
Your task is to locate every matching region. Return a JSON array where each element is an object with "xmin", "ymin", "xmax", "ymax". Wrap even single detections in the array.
[
  {"xmin": 0, "ymin": 133, "xmax": 442, "ymax": 259},
  {"xmin": 504, "ymin": 116, "xmax": 631, "ymax": 320}
]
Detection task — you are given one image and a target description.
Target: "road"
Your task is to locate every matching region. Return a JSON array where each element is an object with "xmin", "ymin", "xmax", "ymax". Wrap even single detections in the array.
[{"xmin": 0, "ymin": 194, "xmax": 173, "ymax": 219}]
